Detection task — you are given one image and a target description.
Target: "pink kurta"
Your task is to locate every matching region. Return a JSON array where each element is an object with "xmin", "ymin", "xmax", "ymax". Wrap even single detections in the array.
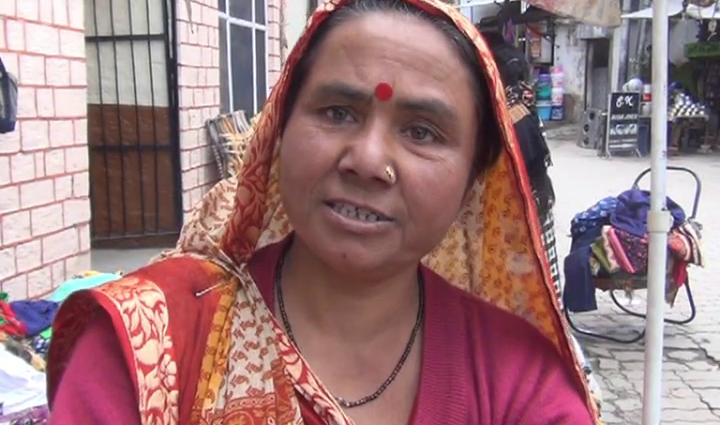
[{"xmin": 50, "ymin": 241, "xmax": 593, "ymax": 424}]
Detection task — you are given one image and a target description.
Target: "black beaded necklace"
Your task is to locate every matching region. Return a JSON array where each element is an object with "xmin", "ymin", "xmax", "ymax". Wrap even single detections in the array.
[{"xmin": 274, "ymin": 250, "xmax": 424, "ymax": 409}]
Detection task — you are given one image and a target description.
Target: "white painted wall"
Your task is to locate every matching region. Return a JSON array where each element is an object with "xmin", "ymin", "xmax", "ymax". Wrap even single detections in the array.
[
  {"xmin": 554, "ymin": 24, "xmax": 586, "ymax": 120},
  {"xmin": 85, "ymin": 0, "xmax": 169, "ymax": 106},
  {"xmin": 287, "ymin": 0, "xmax": 310, "ymax": 53}
]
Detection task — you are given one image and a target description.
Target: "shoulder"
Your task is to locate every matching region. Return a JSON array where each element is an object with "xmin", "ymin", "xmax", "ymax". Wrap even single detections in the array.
[
  {"xmin": 49, "ymin": 256, "xmax": 233, "ymax": 424},
  {"xmin": 450, "ymin": 281, "xmax": 557, "ymax": 355},
  {"xmin": 48, "ymin": 310, "xmax": 142, "ymax": 424},
  {"xmin": 424, "ymin": 270, "xmax": 595, "ymax": 423},
  {"xmin": 423, "ymin": 268, "xmax": 563, "ymax": 366}
]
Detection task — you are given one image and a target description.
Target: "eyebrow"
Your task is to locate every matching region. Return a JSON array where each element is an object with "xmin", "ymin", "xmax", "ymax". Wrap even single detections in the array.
[
  {"xmin": 311, "ymin": 81, "xmax": 459, "ymax": 124},
  {"xmin": 396, "ymin": 97, "xmax": 458, "ymax": 125},
  {"xmin": 314, "ymin": 82, "xmax": 372, "ymax": 103}
]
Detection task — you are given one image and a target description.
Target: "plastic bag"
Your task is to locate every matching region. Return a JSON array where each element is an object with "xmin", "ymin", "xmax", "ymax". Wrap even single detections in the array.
[
  {"xmin": 0, "ymin": 56, "xmax": 18, "ymax": 134},
  {"xmin": 0, "ymin": 346, "xmax": 46, "ymax": 418}
]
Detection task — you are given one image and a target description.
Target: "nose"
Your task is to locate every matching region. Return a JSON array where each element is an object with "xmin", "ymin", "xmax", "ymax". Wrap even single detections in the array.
[{"xmin": 337, "ymin": 118, "xmax": 394, "ymax": 186}]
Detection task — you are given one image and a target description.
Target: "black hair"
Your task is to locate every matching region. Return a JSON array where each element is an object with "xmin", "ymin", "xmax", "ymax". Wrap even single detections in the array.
[
  {"xmin": 480, "ymin": 31, "xmax": 530, "ymax": 87},
  {"xmin": 281, "ymin": 0, "xmax": 502, "ymax": 182},
  {"xmin": 480, "ymin": 30, "xmax": 556, "ymax": 218}
]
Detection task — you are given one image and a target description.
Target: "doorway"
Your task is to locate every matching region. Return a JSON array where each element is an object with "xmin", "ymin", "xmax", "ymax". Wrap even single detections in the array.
[{"xmin": 586, "ymin": 38, "xmax": 611, "ymax": 110}]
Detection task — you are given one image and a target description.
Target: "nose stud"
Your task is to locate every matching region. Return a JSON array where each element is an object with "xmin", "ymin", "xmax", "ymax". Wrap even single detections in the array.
[{"xmin": 385, "ymin": 164, "xmax": 396, "ymax": 185}]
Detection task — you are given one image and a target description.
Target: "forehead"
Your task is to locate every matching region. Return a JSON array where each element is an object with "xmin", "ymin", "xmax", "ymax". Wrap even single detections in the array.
[{"xmin": 303, "ymin": 11, "xmax": 477, "ymax": 105}]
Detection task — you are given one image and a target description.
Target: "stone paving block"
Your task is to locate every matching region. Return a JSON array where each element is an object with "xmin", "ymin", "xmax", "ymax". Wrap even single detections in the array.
[
  {"xmin": 662, "ymin": 394, "xmax": 709, "ymax": 410},
  {"xmin": 614, "ymin": 351, "xmax": 647, "ymax": 362},
  {"xmin": 699, "ymin": 389, "xmax": 720, "ymax": 409},
  {"xmin": 662, "ymin": 409, "xmax": 720, "ymax": 422}
]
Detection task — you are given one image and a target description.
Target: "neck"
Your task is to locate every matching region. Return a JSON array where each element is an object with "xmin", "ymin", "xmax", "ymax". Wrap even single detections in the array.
[{"xmin": 279, "ymin": 237, "xmax": 421, "ymax": 344}]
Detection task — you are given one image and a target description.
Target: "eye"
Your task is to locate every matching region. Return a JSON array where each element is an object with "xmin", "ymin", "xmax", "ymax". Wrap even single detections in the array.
[
  {"xmin": 403, "ymin": 124, "xmax": 441, "ymax": 145},
  {"xmin": 320, "ymin": 106, "xmax": 354, "ymax": 123}
]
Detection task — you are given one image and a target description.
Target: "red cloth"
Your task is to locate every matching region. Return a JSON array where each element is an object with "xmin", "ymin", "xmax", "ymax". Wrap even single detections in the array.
[
  {"xmin": 50, "ymin": 242, "xmax": 593, "ymax": 424},
  {"xmin": 49, "ymin": 310, "xmax": 142, "ymax": 424},
  {"xmin": 47, "ymin": 256, "xmax": 231, "ymax": 424},
  {"xmin": 0, "ymin": 301, "xmax": 26, "ymax": 336}
]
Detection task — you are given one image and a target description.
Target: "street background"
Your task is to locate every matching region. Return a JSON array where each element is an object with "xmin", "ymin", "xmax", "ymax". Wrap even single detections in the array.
[{"xmin": 546, "ymin": 127, "xmax": 720, "ymax": 424}]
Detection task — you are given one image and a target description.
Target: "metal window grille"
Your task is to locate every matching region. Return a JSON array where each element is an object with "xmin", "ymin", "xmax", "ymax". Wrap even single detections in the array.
[{"xmin": 218, "ymin": 0, "xmax": 269, "ymax": 115}]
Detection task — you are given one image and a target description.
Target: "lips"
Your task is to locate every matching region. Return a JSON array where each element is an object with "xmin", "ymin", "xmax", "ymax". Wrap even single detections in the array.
[{"xmin": 326, "ymin": 201, "xmax": 392, "ymax": 223}]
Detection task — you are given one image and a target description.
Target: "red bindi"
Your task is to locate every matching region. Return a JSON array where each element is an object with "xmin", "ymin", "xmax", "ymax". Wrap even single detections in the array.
[{"xmin": 374, "ymin": 82, "xmax": 393, "ymax": 101}]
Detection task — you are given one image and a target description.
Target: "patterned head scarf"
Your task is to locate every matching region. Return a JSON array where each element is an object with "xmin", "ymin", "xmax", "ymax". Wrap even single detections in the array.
[{"xmin": 160, "ymin": 0, "xmax": 597, "ymax": 420}]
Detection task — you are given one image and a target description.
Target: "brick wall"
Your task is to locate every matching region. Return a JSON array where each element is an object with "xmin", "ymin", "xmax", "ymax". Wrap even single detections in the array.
[
  {"xmin": 0, "ymin": 0, "xmax": 90, "ymax": 300},
  {"xmin": 177, "ymin": 0, "xmax": 285, "ymax": 220},
  {"xmin": 176, "ymin": 0, "xmax": 219, "ymax": 221},
  {"xmin": 268, "ymin": 0, "xmax": 283, "ymax": 88}
]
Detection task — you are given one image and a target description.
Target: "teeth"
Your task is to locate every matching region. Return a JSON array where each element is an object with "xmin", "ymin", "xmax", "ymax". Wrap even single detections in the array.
[{"xmin": 332, "ymin": 203, "xmax": 385, "ymax": 222}]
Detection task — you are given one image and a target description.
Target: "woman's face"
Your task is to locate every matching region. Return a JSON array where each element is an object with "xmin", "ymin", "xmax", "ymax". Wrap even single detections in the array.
[{"xmin": 279, "ymin": 11, "xmax": 481, "ymax": 276}]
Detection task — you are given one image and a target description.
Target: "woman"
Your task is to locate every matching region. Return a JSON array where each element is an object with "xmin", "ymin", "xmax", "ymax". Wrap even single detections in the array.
[
  {"xmin": 481, "ymin": 31, "xmax": 558, "ymax": 292},
  {"xmin": 483, "ymin": 31, "xmax": 603, "ymax": 410},
  {"xmin": 47, "ymin": 1, "xmax": 599, "ymax": 424}
]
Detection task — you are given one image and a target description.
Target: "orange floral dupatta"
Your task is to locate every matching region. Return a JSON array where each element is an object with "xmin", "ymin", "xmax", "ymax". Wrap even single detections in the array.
[{"xmin": 47, "ymin": 1, "xmax": 599, "ymax": 424}]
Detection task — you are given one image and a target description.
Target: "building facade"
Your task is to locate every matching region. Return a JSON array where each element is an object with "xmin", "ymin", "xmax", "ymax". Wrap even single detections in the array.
[
  {"xmin": 0, "ymin": 0, "xmax": 91, "ymax": 300},
  {"xmin": 0, "ymin": 0, "xmax": 286, "ymax": 299}
]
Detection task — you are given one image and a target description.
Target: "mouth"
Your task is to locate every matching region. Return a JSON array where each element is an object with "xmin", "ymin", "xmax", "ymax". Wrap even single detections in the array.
[{"xmin": 326, "ymin": 201, "xmax": 393, "ymax": 223}]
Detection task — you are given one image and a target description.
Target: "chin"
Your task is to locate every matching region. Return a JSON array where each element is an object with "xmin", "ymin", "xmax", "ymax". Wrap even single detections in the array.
[
  {"xmin": 320, "ymin": 238, "xmax": 394, "ymax": 272},
  {"xmin": 297, "ymin": 229, "xmax": 403, "ymax": 276}
]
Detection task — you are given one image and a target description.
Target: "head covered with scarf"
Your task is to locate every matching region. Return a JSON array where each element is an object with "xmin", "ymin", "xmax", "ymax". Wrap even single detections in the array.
[{"xmin": 48, "ymin": 1, "xmax": 598, "ymax": 423}]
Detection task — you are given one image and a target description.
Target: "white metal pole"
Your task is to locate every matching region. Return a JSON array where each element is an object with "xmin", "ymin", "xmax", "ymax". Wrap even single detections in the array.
[{"xmin": 643, "ymin": 0, "xmax": 671, "ymax": 423}]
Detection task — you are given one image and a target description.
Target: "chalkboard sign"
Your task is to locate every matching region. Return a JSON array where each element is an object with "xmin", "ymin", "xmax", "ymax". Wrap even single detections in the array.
[{"xmin": 603, "ymin": 92, "xmax": 641, "ymax": 157}]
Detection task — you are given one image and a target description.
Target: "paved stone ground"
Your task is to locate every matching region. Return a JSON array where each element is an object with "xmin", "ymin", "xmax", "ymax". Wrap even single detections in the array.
[{"xmin": 547, "ymin": 127, "xmax": 720, "ymax": 424}]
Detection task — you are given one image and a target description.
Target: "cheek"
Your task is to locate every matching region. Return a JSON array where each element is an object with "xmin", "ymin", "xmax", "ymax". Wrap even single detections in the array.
[
  {"xmin": 279, "ymin": 137, "xmax": 311, "ymax": 199},
  {"xmin": 278, "ymin": 125, "xmax": 329, "ymax": 209},
  {"xmin": 405, "ymin": 158, "xmax": 471, "ymax": 228},
  {"xmin": 279, "ymin": 142, "xmax": 310, "ymax": 226},
  {"xmin": 281, "ymin": 114, "xmax": 344, "ymax": 176}
]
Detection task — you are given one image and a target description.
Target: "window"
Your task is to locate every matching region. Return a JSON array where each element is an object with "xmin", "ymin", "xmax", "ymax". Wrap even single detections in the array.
[{"xmin": 218, "ymin": 0, "xmax": 268, "ymax": 115}]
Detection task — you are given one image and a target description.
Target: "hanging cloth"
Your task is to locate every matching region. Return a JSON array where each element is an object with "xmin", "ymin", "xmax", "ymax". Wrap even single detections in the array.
[{"xmin": 0, "ymin": 56, "xmax": 18, "ymax": 134}]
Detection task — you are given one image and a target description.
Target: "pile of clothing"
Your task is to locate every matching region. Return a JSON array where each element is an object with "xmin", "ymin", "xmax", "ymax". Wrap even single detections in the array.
[
  {"xmin": 669, "ymin": 90, "xmax": 709, "ymax": 121},
  {"xmin": 0, "ymin": 272, "xmax": 121, "ymax": 425},
  {"xmin": 563, "ymin": 188, "xmax": 704, "ymax": 313},
  {"xmin": 0, "ymin": 298, "xmax": 57, "ymax": 358}
]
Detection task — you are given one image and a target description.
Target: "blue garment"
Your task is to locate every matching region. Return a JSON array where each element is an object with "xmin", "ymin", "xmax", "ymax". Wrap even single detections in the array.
[
  {"xmin": 47, "ymin": 273, "xmax": 121, "ymax": 303},
  {"xmin": 570, "ymin": 197, "xmax": 618, "ymax": 238},
  {"xmin": 610, "ymin": 189, "xmax": 685, "ymax": 238},
  {"xmin": 9, "ymin": 300, "xmax": 59, "ymax": 337},
  {"xmin": 563, "ymin": 226, "xmax": 603, "ymax": 313}
]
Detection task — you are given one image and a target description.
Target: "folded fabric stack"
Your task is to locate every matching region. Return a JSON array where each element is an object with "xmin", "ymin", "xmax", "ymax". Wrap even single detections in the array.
[
  {"xmin": 669, "ymin": 91, "xmax": 709, "ymax": 121},
  {"xmin": 563, "ymin": 188, "xmax": 704, "ymax": 313},
  {"xmin": 0, "ymin": 271, "xmax": 122, "ymax": 425}
]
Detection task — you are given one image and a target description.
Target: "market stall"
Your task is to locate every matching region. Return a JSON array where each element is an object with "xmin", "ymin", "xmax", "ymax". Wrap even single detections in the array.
[
  {"xmin": 614, "ymin": 0, "xmax": 720, "ymax": 157},
  {"xmin": 683, "ymin": 35, "xmax": 720, "ymax": 150},
  {"xmin": 457, "ymin": 1, "xmax": 571, "ymax": 122}
]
